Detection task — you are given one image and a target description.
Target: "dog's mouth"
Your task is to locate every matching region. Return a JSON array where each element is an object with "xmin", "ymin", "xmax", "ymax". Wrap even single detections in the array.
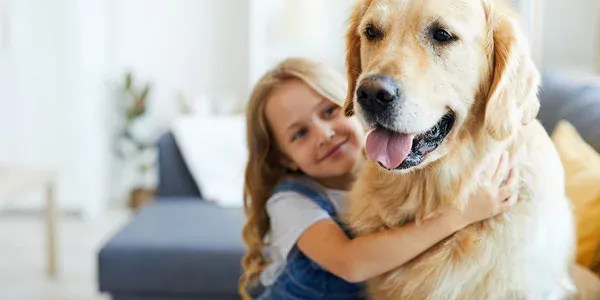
[{"xmin": 365, "ymin": 111, "xmax": 456, "ymax": 170}]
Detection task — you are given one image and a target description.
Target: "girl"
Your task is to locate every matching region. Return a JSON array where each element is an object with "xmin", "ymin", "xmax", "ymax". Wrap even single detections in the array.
[{"xmin": 239, "ymin": 57, "xmax": 516, "ymax": 300}]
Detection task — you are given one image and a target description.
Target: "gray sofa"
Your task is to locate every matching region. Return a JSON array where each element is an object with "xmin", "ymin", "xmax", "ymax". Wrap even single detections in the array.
[
  {"xmin": 97, "ymin": 73, "xmax": 600, "ymax": 300},
  {"xmin": 98, "ymin": 131, "xmax": 246, "ymax": 300}
]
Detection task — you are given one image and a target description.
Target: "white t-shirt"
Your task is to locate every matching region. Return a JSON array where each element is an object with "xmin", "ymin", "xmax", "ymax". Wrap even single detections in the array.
[{"xmin": 259, "ymin": 187, "xmax": 348, "ymax": 286}]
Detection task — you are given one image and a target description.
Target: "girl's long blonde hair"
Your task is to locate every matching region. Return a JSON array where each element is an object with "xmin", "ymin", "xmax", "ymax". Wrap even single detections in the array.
[{"xmin": 239, "ymin": 57, "xmax": 347, "ymax": 299}]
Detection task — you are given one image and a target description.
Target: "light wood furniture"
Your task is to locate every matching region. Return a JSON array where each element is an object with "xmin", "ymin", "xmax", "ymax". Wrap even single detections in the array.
[{"xmin": 0, "ymin": 164, "xmax": 58, "ymax": 278}]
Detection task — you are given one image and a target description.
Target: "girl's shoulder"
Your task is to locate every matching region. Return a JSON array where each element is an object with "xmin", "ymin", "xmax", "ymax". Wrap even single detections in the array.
[
  {"xmin": 269, "ymin": 175, "xmax": 326, "ymax": 204},
  {"xmin": 267, "ymin": 175, "xmax": 346, "ymax": 217},
  {"xmin": 265, "ymin": 189, "xmax": 319, "ymax": 211}
]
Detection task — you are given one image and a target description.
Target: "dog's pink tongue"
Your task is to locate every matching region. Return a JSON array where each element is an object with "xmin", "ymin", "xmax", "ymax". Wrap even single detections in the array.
[{"xmin": 366, "ymin": 129, "xmax": 415, "ymax": 169}]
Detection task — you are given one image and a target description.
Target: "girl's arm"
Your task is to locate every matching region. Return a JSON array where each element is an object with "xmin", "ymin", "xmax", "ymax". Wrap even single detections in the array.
[
  {"xmin": 298, "ymin": 152, "xmax": 516, "ymax": 283},
  {"xmin": 298, "ymin": 210, "xmax": 465, "ymax": 283}
]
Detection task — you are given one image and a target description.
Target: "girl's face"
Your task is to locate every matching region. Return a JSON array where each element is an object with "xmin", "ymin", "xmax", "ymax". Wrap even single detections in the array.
[{"xmin": 265, "ymin": 80, "xmax": 363, "ymax": 181}]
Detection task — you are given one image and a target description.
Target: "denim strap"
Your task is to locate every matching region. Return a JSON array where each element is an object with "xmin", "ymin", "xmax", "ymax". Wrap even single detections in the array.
[{"xmin": 273, "ymin": 180, "xmax": 337, "ymax": 218}]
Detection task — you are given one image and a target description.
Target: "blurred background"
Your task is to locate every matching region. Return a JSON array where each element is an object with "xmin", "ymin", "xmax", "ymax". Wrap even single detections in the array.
[
  {"xmin": 0, "ymin": 0, "xmax": 353, "ymax": 216},
  {"xmin": 0, "ymin": 0, "xmax": 599, "ymax": 299}
]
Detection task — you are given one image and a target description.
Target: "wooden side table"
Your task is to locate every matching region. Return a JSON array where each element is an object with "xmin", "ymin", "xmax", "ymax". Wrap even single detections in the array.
[{"xmin": 0, "ymin": 165, "xmax": 58, "ymax": 278}]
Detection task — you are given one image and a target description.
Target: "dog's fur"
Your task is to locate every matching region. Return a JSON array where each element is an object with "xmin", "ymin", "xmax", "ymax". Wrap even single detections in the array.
[{"xmin": 343, "ymin": 0, "xmax": 577, "ymax": 299}]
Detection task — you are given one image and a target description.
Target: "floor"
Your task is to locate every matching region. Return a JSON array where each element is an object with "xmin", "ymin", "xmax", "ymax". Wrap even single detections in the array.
[{"xmin": 0, "ymin": 211, "xmax": 131, "ymax": 300}]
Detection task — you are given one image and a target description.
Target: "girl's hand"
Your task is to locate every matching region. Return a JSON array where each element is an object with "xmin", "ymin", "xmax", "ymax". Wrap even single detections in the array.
[
  {"xmin": 453, "ymin": 151, "xmax": 518, "ymax": 227},
  {"xmin": 296, "ymin": 152, "xmax": 518, "ymax": 282}
]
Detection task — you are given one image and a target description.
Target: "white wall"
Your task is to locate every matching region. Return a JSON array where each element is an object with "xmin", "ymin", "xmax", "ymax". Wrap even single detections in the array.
[
  {"xmin": 1, "ymin": 0, "xmax": 253, "ymax": 214},
  {"xmin": 0, "ymin": 0, "xmax": 63, "ymax": 169},
  {"xmin": 70, "ymin": 0, "xmax": 112, "ymax": 217},
  {"xmin": 111, "ymin": 0, "xmax": 250, "ymax": 116},
  {"xmin": 0, "ymin": 0, "xmax": 111, "ymax": 218},
  {"xmin": 1, "ymin": 0, "xmax": 256, "ymax": 214},
  {"xmin": 542, "ymin": 0, "xmax": 600, "ymax": 74},
  {"xmin": 0, "ymin": 0, "xmax": 75, "ymax": 213},
  {"xmin": 249, "ymin": 0, "xmax": 352, "ymax": 85}
]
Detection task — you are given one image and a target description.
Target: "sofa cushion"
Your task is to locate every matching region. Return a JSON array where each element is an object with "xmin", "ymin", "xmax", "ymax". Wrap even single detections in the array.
[
  {"xmin": 98, "ymin": 199, "xmax": 245, "ymax": 297},
  {"xmin": 552, "ymin": 121, "xmax": 600, "ymax": 276},
  {"xmin": 539, "ymin": 73, "xmax": 600, "ymax": 152},
  {"xmin": 171, "ymin": 115, "xmax": 247, "ymax": 208}
]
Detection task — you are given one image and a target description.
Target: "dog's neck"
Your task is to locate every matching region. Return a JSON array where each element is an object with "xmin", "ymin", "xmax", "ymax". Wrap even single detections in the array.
[{"xmin": 365, "ymin": 124, "xmax": 515, "ymax": 227}]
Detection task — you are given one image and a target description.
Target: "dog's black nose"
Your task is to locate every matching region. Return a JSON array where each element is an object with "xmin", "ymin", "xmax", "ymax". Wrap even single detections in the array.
[{"xmin": 356, "ymin": 75, "xmax": 400, "ymax": 113}]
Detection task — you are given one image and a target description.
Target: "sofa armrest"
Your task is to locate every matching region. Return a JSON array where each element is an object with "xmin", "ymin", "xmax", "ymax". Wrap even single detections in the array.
[{"xmin": 156, "ymin": 131, "xmax": 203, "ymax": 198}]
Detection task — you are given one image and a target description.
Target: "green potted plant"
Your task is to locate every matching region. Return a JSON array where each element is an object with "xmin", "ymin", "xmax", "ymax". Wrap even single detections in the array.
[{"xmin": 113, "ymin": 72, "xmax": 158, "ymax": 210}]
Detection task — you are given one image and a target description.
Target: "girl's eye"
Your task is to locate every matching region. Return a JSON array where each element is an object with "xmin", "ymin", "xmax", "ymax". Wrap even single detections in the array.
[
  {"xmin": 292, "ymin": 128, "xmax": 308, "ymax": 142},
  {"xmin": 323, "ymin": 105, "xmax": 339, "ymax": 118}
]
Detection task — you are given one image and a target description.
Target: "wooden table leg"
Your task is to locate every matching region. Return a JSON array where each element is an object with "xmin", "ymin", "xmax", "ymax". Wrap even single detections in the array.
[{"xmin": 46, "ymin": 181, "xmax": 57, "ymax": 277}]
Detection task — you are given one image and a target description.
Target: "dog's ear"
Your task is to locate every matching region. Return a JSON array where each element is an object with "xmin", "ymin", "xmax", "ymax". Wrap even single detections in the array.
[
  {"xmin": 343, "ymin": 2, "xmax": 368, "ymax": 117},
  {"xmin": 484, "ymin": 3, "xmax": 541, "ymax": 140}
]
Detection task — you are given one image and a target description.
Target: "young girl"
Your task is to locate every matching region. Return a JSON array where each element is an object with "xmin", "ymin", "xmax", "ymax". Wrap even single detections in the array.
[{"xmin": 239, "ymin": 57, "xmax": 516, "ymax": 300}]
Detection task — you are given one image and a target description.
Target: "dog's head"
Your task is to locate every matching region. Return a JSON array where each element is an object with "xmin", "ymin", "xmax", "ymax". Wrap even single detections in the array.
[{"xmin": 344, "ymin": 0, "xmax": 540, "ymax": 172}]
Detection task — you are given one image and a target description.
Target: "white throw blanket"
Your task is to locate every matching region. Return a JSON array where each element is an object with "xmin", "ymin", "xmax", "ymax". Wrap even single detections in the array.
[{"xmin": 171, "ymin": 114, "xmax": 247, "ymax": 208}]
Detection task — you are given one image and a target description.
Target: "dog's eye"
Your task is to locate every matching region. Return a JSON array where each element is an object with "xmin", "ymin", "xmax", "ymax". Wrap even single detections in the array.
[
  {"xmin": 433, "ymin": 29, "xmax": 453, "ymax": 43},
  {"xmin": 364, "ymin": 25, "xmax": 383, "ymax": 41}
]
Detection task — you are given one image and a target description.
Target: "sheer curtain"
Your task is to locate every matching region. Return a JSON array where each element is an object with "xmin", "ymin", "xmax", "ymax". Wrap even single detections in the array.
[
  {"xmin": 248, "ymin": 0, "xmax": 545, "ymax": 84},
  {"xmin": 509, "ymin": 0, "xmax": 544, "ymax": 68},
  {"xmin": 597, "ymin": 8, "xmax": 600, "ymax": 74},
  {"xmin": 248, "ymin": 0, "xmax": 352, "ymax": 85}
]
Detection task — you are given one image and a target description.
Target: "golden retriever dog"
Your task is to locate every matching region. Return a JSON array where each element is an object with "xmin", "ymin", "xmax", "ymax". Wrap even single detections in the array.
[{"xmin": 342, "ymin": 0, "xmax": 577, "ymax": 299}]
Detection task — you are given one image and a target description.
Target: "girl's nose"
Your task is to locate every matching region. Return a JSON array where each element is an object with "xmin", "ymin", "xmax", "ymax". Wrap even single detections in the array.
[{"xmin": 316, "ymin": 121, "xmax": 335, "ymax": 146}]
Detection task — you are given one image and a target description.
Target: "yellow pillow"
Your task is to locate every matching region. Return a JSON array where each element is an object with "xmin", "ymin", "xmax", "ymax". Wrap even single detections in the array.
[{"xmin": 551, "ymin": 120, "xmax": 600, "ymax": 274}]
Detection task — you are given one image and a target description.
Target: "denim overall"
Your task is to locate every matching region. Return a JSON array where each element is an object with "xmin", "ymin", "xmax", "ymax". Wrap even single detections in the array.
[{"xmin": 257, "ymin": 178, "xmax": 366, "ymax": 300}]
